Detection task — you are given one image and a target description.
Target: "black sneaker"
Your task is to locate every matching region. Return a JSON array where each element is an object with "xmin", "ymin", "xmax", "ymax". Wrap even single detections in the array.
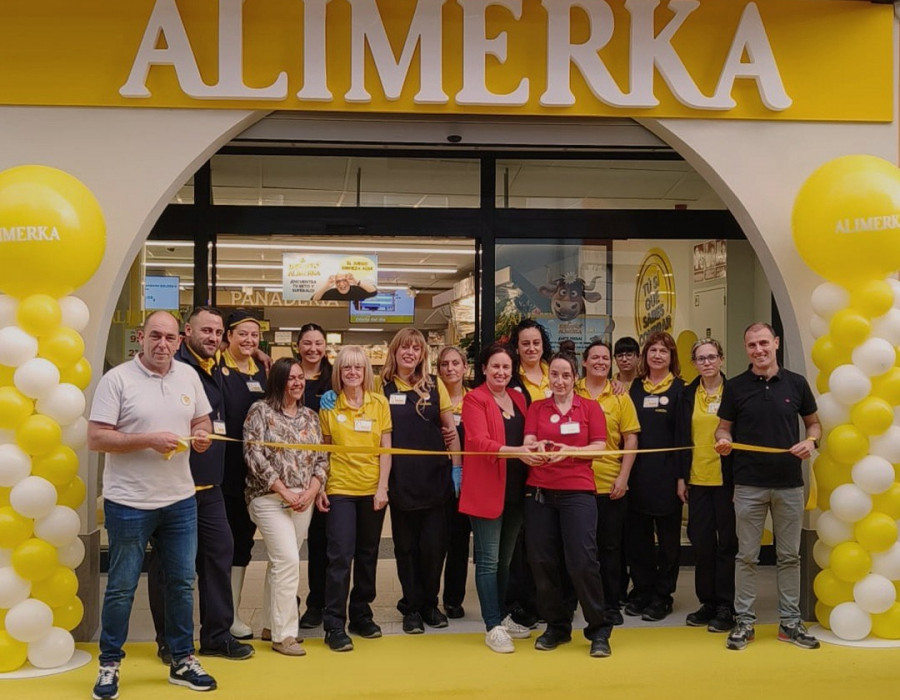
[
  {"xmin": 325, "ymin": 629, "xmax": 355, "ymax": 652},
  {"xmin": 348, "ymin": 619, "xmax": 383, "ymax": 639},
  {"xmin": 726, "ymin": 621, "xmax": 755, "ymax": 650},
  {"xmin": 685, "ymin": 604, "xmax": 717, "ymax": 627},
  {"xmin": 589, "ymin": 637, "xmax": 612, "ymax": 658},
  {"xmin": 708, "ymin": 607, "xmax": 735, "ymax": 633},
  {"xmin": 402, "ymin": 611, "xmax": 425, "ymax": 634},
  {"xmin": 421, "ymin": 607, "xmax": 449, "ymax": 628},
  {"xmin": 641, "ymin": 600, "xmax": 673, "ymax": 622},
  {"xmin": 607, "ymin": 609, "xmax": 624, "ymax": 626},
  {"xmin": 299, "ymin": 607, "xmax": 323, "ymax": 629},
  {"xmin": 445, "ymin": 604, "xmax": 465, "ymax": 619},
  {"xmin": 534, "ymin": 628, "xmax": 572, "ymax": 651},
  {"xmin": 157, "ymin": 644, "xmax": 172, "ymax": 666},
  {"xmin": 169, "ymin": 655, "xmax": 217, "ymax": 691},
  {"xmin": 778, "ymin": 621, "xmax": 820, "ymax": 649},
  {"xmin": 623, "ymin": 599, "xmax": 646, "ymax": 617},
  {"xmin": 92, "ymin": 662, "xmax": 120, "ymax": 700},
  {"xmin": 198, "ymin": 636, "xmax": 255, "ymax": 660},
  {"xmin": 509, "ymin": 606, "xmax": 539, "ymax": 629}
]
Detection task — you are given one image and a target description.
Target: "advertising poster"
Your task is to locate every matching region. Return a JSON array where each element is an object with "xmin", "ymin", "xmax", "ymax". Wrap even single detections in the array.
[{"xmin": 283, "ymin": 253, "xmax": 378, "ymax": 302}]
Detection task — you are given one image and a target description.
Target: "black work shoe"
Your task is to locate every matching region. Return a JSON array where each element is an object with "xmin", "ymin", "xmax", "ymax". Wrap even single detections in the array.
[
  {"xmin": 623, "ymin": 599, "xmax": 646, "ymax": 617},
  {"xmin": 778, "ymin": 621, "xmax": 820, "ymax": 649},
  {"xmin": 402, "ymin": 611, "xmax": 425, "ymax": 634},
  {"xmin": 607, "ymin": 609, "xmax": 624, "ymax": 626},
  {"xmin": 686, "ymin": 604, "xmax": 717, "ymax": 627},
  {"xmin": 324, "ymin": 629, "xmax": 355, "ymax": 652},
  {"xmin": 348, "ymin": 619, "xmax": 383, "ymax": 639},
  {"xmin": 641, "ymin": 600, "xmax": 673, "ymax": 622},
  {"xmin": 157, "ymin": 644, "xmax": 172, "ymax": 666},
  {"xmin": 445, "ymin": 604, "xmax": 465, "ymax": 619},
  {"xmin": 509, "ymin": 606, "xmax": 539, "ymax": 629},
  {"xmin": 708, "ymin": 607, "xmax": 735, "ymax": 633},
  {"xmin": 589, "ymin": 637, "xmax": 612, "ymax": 658},
  {"xmin": 421, "ymin": 607, "xmax": 449, "ymax": 628},
  {"xmin": 198, "ymin": 637, "xmax": 255, "ymax": 660},
  {"xmin": 534, "ymin": 629, "xmax": 572, "ymax": 651},
  {"xmin": 299, "ymin": 607, "xmax": 323, "ymax": 629}
]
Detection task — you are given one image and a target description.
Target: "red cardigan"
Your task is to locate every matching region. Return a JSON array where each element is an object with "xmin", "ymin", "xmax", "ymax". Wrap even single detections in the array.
[{"xmin": 458, "ymin": 383, "xmax": 529, "ymax": 519}]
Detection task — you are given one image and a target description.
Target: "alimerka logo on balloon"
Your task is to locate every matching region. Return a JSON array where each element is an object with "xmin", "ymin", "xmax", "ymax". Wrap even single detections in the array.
[
  {"xmin": 834, "ymin": 216, "xmax": 900, "ymax": 234},
  {"xmin": 0, "ymin": 226, "xmax": 61, "ymax": 242}
]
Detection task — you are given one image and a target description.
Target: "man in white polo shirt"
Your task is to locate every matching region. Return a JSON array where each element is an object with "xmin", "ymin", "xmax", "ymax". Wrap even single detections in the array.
[{"xmin": 88, "ymin": 311, "xmax": 217, "ymax": 699}]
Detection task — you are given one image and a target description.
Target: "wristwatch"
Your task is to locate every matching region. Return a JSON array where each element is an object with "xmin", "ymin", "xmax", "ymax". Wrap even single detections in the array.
[{"xmin": 809, "ymin": 437, "xmax": 819, "ymax": 449}]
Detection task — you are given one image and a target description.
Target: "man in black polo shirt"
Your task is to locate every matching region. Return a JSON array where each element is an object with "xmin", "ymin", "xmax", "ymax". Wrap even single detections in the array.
[{"xmin": 714, "ymin": 322, "xmax": 821, "ymax": 651}]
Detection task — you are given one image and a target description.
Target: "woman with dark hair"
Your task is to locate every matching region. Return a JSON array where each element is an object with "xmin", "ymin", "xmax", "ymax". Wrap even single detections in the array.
[
  {"xmin": 625, "ymin": 331, "xmax": 685, "ymax": 623},
  {"xmin": 459, "ymin": 343, "xmax": 543, "ymax": 653},
  {"xmin": 575, "ymin": 339, "xmax": 641, "ymax": 626},
  {"xmin": 523, "ymin": 351, "xmax": 612, "ymax": 657},
  {"xmin": 380, "ymin": 328, "xmax": 462, "ymax": 634},
  {"xmin": 509, "ymin": 318, "xmax": 553, "ymax": 403},
  {"xmin": 243, "ymin": 358, "xmax": 328, "ymax": 656}
]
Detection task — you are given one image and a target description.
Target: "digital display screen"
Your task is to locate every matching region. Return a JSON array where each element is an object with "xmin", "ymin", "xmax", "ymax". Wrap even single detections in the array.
[{"xmin": 350, "ymin": 289, "xmax": 415, "ymax": 324}]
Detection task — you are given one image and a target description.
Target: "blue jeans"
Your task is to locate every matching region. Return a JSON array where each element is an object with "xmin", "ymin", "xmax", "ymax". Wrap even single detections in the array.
[
  {"xmin": 469, "ymin": 500, "xmax": 523, "ymax": 630},
  {"xmin": 100, "ymin": 497, "xmax": 198, "ymax": 663}
]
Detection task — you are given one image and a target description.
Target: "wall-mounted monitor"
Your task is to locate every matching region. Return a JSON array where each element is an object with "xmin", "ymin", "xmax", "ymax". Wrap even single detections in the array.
[
  {"xmin": 350, "ymin": 289, "xmax": 415, "ymax": 324},
  {"xmin": 144, "ymin": 275, "xmax": 180, "ymax": 310}
]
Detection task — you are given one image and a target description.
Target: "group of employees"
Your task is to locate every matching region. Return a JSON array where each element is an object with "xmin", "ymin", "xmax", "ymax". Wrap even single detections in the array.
[{"xmin": 87, "ymin": 308, "xmax": 821, "ymax": 698}]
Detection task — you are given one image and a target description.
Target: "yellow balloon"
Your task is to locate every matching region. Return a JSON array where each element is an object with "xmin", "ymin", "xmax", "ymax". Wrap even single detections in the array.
[
  {"xmin": 0, "ymin": 364, "xmax": 14, "ymax": 387},
  {"xmin": 31, "ymin": 445, "xmax": 79, "ymax": 487},
  {"xmin": 0, "ymin": 165, "xmax": 106, "ymax": 299},
  {"xmin": 52, "ymin": 596, "xmax": 84, "ymax": 631},
  {"xmin": 0, "ymin": 630, "xmax": 28, "ymax": 673},
  {"xmin": 871, "ymin": 367, "xmax": 900, "ymax": 405},
  {"xmin": 850, "ymin": 396, "xmax": 895, "ymax": 435},
  {"xmin": 826, "ymin": 424, "xmax": 869, "ymax": 465},
  {"xmin": 0, "ymin": 505, "xmax": 34, "ymax": 548},
  {"xmin": 829, "ymin": 309, "xmax": 871, "ymax": 349},
  {"xmin": 11, "ymin": 537, "xmax": 59, "ymax": 581},
  {"xmin": 56, "ymin": 475, "xmax": 86, "ymax": 510},
  {"xmin": 815, "ymin": 372, "xmax": 831, "ymax": 395},
  {"xmin": 15, "ymin": 413, "xmax": 62, "ymax": 456},
  {"xmin": 59, "ymin": 357, "xmax": 91, "ymax": 390},
  {"xmin": 15, "ymin": 294, "xmax": 61, "ymax": 338},
  {"xmin": 872, "ymin": 482, "xmax": 900, "ymax": 519},
  {"xmin": 854, "ymin": 512, "xmax": 899, "ymax": 552},
  {"xmin": 815, "ymin": 601, "xmax": 833, "ymax": 630},
  {"xmin": 0, "ymin": 386, "xmax": 33, "ymax": 430},
  {"xmin": 811, "ymin": 335, "xmax": 850, "ymax": 373},
  {"xmin": 830, "ymin": 541, "xmax": 873, "ymax": 583},
  {"xmin": 813, "ymin": 454, "xmax": 850, "ymax": 493},
  {"xmin": 871, "ymin": 602, "xmax": 900, "ymax": 639},
  {"xmin": 814, "ymin": 568, "xmax": 854, "ymax": 606},
  {"xmin": 0, "ymin": 487, "xmax": 9, "ymax": 507},
  {"xmin": 0, "ymin": 608, "xmax": 5, "ymax": 630},
  {"xmin": 851, "ymin": 280, "xmax": 896, "ymax": 318},
  {"xmin": 817, "ymin": 487, "xmax": 832, "ymax": 512},
  {"xmin": 38, "ymin": 327, "xmax": 85, "ymax": 370},
  {"xmin": 792, "ymin": 155, "xmax": 900, "ymax": 287},
  {"xmin": 30, "ymin": 565, "xmax": 79, "ymax": 607}
]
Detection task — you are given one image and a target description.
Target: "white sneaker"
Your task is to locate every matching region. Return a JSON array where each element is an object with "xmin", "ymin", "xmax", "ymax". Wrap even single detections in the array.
[
  {"xmin": 485, "ymin": 625, "xmax": 515, "ymax": 653},
  {"xmin": 502, "ymin": 614, "xmax": 532, "ymax": 639}
]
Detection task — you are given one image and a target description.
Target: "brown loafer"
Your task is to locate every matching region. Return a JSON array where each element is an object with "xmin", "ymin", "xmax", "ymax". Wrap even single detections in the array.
[
  {"xmin": 273, "ymin": 638, "xmax": 306, "ymax": 656},
  {"xmin": 261, "ymin": 628, "xmax": 271, "ymax": 642}
]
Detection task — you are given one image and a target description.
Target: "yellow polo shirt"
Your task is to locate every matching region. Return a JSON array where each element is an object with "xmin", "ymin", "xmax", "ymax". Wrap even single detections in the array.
[
  {"xmin": 376, "ymin": 375, "xmax": 453, "ymax": 413},
  {"xmin": 690, "ymin": 383, "xmax": 724, "ymax": 486},
  {"xmin": 575, "ymin": 379, "xmax": 641, "ymax": 494},
  {"xmin": 519, "ymin": 362, "xmax": 550, "ymax": 403},
  {"xmin": 320, "ymin": 391, "xmax": 392, "ymax": 496}
]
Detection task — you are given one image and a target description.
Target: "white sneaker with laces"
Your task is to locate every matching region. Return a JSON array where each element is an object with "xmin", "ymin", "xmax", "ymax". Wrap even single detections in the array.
[
  {"xmin": 502, "ymin": 614, "xmax": 532, "ymax": 639},
  {"xmin": 485, "ymin": 625, "xmax": 515, "ymax": 653}
]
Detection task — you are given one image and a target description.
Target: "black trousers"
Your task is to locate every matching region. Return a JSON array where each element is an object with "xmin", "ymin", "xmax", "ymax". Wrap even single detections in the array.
[
  {"xmin": 687, "ymin": 484, "xmax": 737, "ymax": 609},
  {"xmin": 442, "ymin": 497, "xmax": 471, "ymax": 609},
  {"xmin": 626, "ymin": 508, "xmax": 682, "ymax": 606},
  {"xmin": 323, "ymin": 495, "xmax": 386, "ymax": 631},
  {"xmin": 303, "ymin": 506, "xmax": 327, "ymax": 612},
  {"xmin": 525, "ymin": 489, "xmax": 611, "ymax": 641},
  {"xmin": 223, "ymin": 492, "xmax": 256, "ymax": 567},
  {"xmin": 392, "ymin": 504, "xmax": 448, "ymax": 614},
  {"xmin": 596, "ymin": 493, "xmax": 629, "ymax": 612},
  {"xmin": 149, "ymin": 486, "xmax": 234, "ymax": 648}
]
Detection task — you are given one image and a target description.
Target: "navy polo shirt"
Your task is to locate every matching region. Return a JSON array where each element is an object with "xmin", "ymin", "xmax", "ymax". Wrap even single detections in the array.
[{"xmin": 718, "ymin": 365, "xmax": 817, "ymax": 489}]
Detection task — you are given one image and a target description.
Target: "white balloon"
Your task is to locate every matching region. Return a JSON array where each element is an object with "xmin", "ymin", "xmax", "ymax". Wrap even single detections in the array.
[
  {"xmin": 9, "ymin": 475, "xmax": 58, "ymax": 519},
  {"xmin": 0, "ymin": 565, "xmax": 31, "ymax": 608},
  {"xmin": 27, "ymin": 627, "xmax": 75, "ymax": 669},
  {"xmin": 810, "ymin": 314, "xmax": 829, "ymax": 340},
  {"xmin": 829, "ymin": 364, "xmax": 872, "ymax": 406},
  {"xmin": 871, "ymin": 308, "xmax": 900, "ymax": 346},
  {"xmin": 853, "ymin": 573, "xmax": 897, "ymax": 614},
  {"xmin": 830, "ymin": 601, "xmax": 872, "ymax": 641},
  {"xmin": 0, "ymin": 295, "xmax": 18, "ymax": 329},
  {"xmin": 0, "ymin": 443, "xmax": 32, "ymax": 488},
  {"xmin": 35, "ymin": 383, "xmax": 85, "ymax": 427},
  {"xmin": 813, "ymin": 539, "xmax": 832, "ymax": 569},
  {"xmin": 852, "ymin": 338, "xmax": 897, "ymax": 377},
  {"xmin": 830, "ymin": 483, "xmax": 874, "ymax": 523},
  {"xmin": 812, "ymin": 282, "xmax": 850, "ymax": 320},
  {"xmin": 0, "ymin": 548, "xmax": 11, "ymax": 567},
  {"xmin": 34, "ymin": 506, "xmax": 81, "ymax": 548},
  {"xmin": 57, "ymin": 537, "xmax": 85, "ymax": 569},
  {"xmin": 57, "ymin": 297, "xmax": 90, "ymax": 334},
  {"xmin": 851, "ymin": 455, "xmax": 896, "ymax": 495},
  {"xmin": 4, "ymin": 598, "xmax": 54, "ymax": 643},
  {"xmin": 816, "ymin": 510, "xmax": 855, "ymax": 546},
  {"xmin": 0, "ymin": 326, "xmax": 38, "ymax": 367},
  {"xmin": 871, "ymin": 542, "xmax": 900, "ymax": 579},
  {"xmin": 13, "ymin": 357, "xmax": 60, "ymax": 400},
  {"xmin": 816, "ymin": 393, "xmax": 850, "ymax": 432},
  {"xmin": 886, "ymin": 277, "xmax": 900, "ymax": 310},
  {"xmin": 60, "ymin": 417, "xmax": 88, "ymax": 450},
  {"xmin": 869, "ymin": 425, "xmax": 900, "ymax": 463}
]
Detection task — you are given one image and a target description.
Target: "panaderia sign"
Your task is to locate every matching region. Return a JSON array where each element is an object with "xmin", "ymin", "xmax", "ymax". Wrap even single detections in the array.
[{"xmin": 0, "ymin": 0, "xmax": 892, "ymax": 121}]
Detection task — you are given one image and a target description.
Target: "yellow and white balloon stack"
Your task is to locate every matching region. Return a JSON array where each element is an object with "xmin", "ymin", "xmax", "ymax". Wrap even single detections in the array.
[
  {"xmin": 794, "ymin": 155, "xmax": 900, "ymax": 642},
  {"xmin": 0, "ymin": 165, "xmax": 105, "ymax": 671}
]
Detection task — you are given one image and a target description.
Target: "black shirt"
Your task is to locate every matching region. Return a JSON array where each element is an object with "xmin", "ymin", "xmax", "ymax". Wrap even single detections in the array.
[
  {"xmin": 718, "ymin": 365, "xmax": 817, "ymax": 488},
  {"xmin": 503, "ymin": 402, "xmax": 527, "ymax": 504}
]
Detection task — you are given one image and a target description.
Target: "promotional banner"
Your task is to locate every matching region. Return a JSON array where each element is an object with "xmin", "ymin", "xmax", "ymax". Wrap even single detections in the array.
[{"xmin": 283, "ymin": 252, "xmax": 378, "ymax": 302}]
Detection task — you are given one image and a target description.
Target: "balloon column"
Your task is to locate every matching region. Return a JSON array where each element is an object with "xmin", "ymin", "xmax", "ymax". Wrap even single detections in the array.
[
  {"xmin": 0, "ymin": 165, "xmax": 105, "ymax": 671},
  {"xmin": 793, "ymin": 155, "xmax": 900, "ymax": 642}
]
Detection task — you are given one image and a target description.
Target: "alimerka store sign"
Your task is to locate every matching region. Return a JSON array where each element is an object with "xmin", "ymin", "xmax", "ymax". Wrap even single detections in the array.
[{"xmin": 0, "ymin": 0, "xmax": 892, "ymax": 121}]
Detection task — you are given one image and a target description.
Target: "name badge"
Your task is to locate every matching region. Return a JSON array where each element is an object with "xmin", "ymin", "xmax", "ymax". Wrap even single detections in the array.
[
  {"xmin": 212, "ymin": 420, "xmax": 227, "ymax": 435},
  {"xmin": 354, "ymin": 419, "xmax": 373, "ymax": 432},
  {"xmin": 247, "ymin": 380, "xmax": 264, "ymax": 393},
  {"xmin": 708, "ymin": 402, "xmax": 721, "ymax": 414},
  {"xmin": 453, "ymin": 414, "xmax": 461, "ymax": 427},
  {"xmin": 643, "ymin": 396, "xmax": 660, "ymax": 409},
  {"xmin": 389, "ymin": 393, "xmax": 407, "ymax": 405},
  {"xmin": 560, "ymin": 422, "xmax": 581, "ymax": 435}
]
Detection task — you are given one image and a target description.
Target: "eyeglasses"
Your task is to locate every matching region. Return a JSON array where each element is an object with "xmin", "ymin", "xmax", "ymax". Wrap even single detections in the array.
[
  {"xmin": 614, "ymin": 352, "xmax": 637, "ymax": 359},
  {"xmin": 694, "ymin": 355, "xmax": 721, "ymax": 364}
]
